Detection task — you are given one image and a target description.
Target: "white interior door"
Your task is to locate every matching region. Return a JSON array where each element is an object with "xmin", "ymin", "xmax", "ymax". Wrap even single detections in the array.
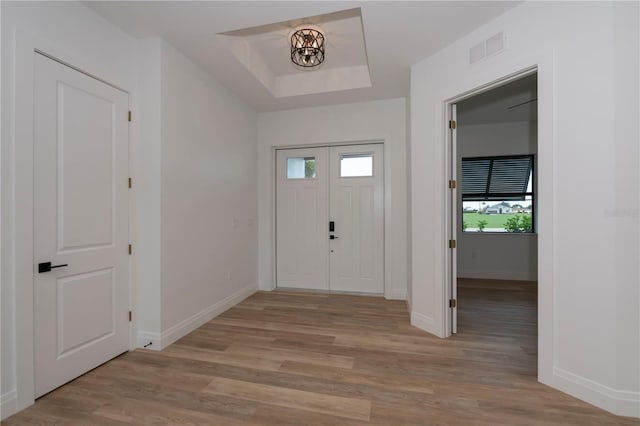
[
  {"xmin": 34, "ymin": 53, "xmax": 130, "ymax": 397},
  {"xmin": 276, "ymin": 148, "xmax": 329, "ymax": 290},
  {"xmin": 276, "ymin": 144, "xmax": 384, "ymax": 293},
  {"xmin": 329, "ymin": 144, "xmax": 384, "ymax": 293}
]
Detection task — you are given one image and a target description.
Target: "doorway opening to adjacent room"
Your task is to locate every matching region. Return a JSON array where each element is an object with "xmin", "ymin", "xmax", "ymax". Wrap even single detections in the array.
[
  {"xmin": 275, "ymin": 144, "xmax": 384, "ymax": 294},
  {"xmin": 447, "ymin": 71, "xmax": 539, "ymax": 375}
]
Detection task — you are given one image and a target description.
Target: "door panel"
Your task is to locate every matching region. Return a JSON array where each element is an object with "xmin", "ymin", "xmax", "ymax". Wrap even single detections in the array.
[
  {"xmin": 58, "ymin": 82, "xmax": 115, "ymax": 250},
  {"xmin": 329, "ymin": 144, "xmax": 384, "ymax": 293},
  {"xmin": 57, "ymin": 268, "xmax": 115, "ymax": 356},
  {"xmin": 276, "ymin": 148, "xmax": 329, "ymax": 289},
  {"xmin": 34, "ymin": 53, "xmax": 129, "ymax": 397}
]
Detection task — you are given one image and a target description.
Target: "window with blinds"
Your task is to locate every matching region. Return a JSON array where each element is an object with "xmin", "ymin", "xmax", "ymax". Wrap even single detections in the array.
[
  {"xmin": 461, "ymin": 155, "xmax": 533, "ymax": 201},
  {"xmin": 461, "ymin": 155, "xmax": 534, "ymax": 233}
]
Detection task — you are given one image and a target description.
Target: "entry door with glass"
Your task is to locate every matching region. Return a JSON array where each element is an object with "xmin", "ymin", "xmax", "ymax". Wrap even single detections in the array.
[{"xmin": 276, "ymin": 144, "xmax": 384, "ymax": 293}]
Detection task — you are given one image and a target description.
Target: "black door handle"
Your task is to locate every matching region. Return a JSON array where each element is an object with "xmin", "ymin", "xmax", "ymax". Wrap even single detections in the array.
[
  {"xmin": 329, "ymin": 235, "xmax": 339, "ymax": 240},
  {"xmin": 38, "ymin": 262, "xmax": 68, "ymax": 273}
]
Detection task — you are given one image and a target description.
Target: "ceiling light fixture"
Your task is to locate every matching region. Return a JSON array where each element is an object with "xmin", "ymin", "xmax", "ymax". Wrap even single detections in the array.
[{"xmin": 290, "ymin": 28, "xmax": 325, "ymax": 68}]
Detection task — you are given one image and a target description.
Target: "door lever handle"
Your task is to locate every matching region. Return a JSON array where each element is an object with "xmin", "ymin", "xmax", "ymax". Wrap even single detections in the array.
[
  {"xmin": 38, "ymin": 262, "xmax": 68, "ymax": 273},
  {"xmin": 329, "ymin": 235, "xmax": 338, "ymax": 240}
]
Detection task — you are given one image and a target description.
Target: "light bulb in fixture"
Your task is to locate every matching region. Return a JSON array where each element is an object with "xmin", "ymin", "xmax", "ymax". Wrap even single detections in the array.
[{"xmin": 291, "ymin": 28, "xmax": 325, "ymax": 68}]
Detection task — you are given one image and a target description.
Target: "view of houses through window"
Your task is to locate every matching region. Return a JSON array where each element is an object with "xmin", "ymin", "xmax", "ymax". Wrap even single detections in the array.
[{"xmin": 462, "ymin": 194, "xmax": 533, "ymax": 232}]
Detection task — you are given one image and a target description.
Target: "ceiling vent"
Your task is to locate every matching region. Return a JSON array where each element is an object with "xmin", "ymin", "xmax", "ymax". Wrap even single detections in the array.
[{"xmin": 469, "ymin": 32, "xmax": 505, "ymax": 64}]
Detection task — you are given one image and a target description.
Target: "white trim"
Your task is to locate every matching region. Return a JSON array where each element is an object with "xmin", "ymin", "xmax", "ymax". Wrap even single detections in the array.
[
  {"xmin": 551, "ymin": 367, "xmax": 640, "ymax": 418},
  {"xmin": 410, "ymin": 311, "xmax": 439, "ymax": 336},
  {"xmin": 272, "ymin": 139, "xmax": 383, "ymax": 150},
  {"xmin": 34, "ymin": 49, "xmax": 128, "ymax": 93},
  {"xmin": 385, "ymin": 289, "xmax": 407, "ymax": 300},
  {"xmin": 138, "ymin": 283, "xmax": 258, "ymax": 351},
  {"xmin": 0, "ymin": 390, "xmax": 18, "ymax": 421},
  {"xmin": 13, "ymin": 27, "xmax": 37, "ymax": 413}
]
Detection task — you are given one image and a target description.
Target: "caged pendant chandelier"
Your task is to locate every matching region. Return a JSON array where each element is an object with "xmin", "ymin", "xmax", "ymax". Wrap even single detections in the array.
[{"xmin": 290, "ymin": 28, "xmax": 325, "ymax": 68}]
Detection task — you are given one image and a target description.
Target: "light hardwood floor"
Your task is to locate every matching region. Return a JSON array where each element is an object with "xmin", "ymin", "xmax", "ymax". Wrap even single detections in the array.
[{"xmin": 5, "ymin": 280, "xmax": 638, "ymax": 425}]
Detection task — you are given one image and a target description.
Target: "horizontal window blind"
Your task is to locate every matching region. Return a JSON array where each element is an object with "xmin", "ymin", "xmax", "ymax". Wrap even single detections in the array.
[{"xmin": 461, "ymin": 155, "xmax": 533, "ymax": 201}]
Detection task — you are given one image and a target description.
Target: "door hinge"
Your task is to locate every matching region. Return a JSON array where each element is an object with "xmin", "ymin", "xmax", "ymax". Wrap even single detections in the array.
[
  {"xmin": 128, "ymin": 111, "xmax": 132, "ymax": 122},
  {"xmin": 449, "ymin": 120, "xmax": 456, "ymax": 129},
  {"xmin": 128, "ymin": 311, "xmax": 132, "ymax": 322},
  {"xmin": 449, "ymin": 299, "xmax": 457, "ymax": 308},
  {"xmin": 448, "ymin": 179, "xmax": 456, "ymax": 189},
  {"xmin": 449, "ymin": 239, "xmax": 456, "ymax": 249},
  {"xmin": 128, "ymin": 177, "xmax": 132, "ymax": 188},
  {"xmin": 128, "ymin": 244, "xmax": 132, "ymax": 255}
]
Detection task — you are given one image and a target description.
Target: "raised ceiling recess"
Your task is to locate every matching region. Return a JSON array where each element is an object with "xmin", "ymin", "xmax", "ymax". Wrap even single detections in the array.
[{"xmin": 218, "ymin": 8, "xmax": 371, "ymax": 98}]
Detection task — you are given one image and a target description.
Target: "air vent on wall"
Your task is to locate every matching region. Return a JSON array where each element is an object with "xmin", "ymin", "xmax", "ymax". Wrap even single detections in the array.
[{"xmin": 469, "ymin": 32, "xmax": 506, "ymax": 64}]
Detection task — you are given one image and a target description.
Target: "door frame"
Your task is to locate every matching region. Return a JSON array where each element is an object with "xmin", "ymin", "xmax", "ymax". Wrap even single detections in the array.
[
  {"xmin": 445, "ymin": 66, "xmax": 538, "ymax": 334},
  {"xmin": 449, "ymin": 104, "xmax": 458, "ymax": 334},
  {"xmin": 272, "ymin": 140, "xmax": 390, "ymax": 297},
  {"xmin": 7, "ymin": 31, "xmax": 134, "ymax": 413},
  {"xmin": 442, "ymin": 64, "xmax": 553, "ymax": 384}
]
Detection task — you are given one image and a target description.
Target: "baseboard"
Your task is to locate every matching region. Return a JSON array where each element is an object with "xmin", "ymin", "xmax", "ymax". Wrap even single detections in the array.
[
  {"xmin": 385, "ymin": 289, "xmax": 407, "ymax": 300},
  {"xmin": 410, "ymin": 311, "xmax": 442, "ymax": 337},
  {"xmin": 457, "ymin": 269, "xmax": 537, "ymax": 281},
  {"xmin": 1, "ymin": 389, "xmax": 17, "ymax": 421},
  {"xmin": 140, "ymin": 283, "xmax": 258, "ymax": 351},
  {"xmin": 551, "ymin": 367, "xmax": 640, "ymax": 418}
]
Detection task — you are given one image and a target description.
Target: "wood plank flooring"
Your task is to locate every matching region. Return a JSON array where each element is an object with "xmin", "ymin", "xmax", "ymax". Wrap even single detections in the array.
[{"xmin": 5, "ymin": 280, "xmax": 638, "ymax": 425}]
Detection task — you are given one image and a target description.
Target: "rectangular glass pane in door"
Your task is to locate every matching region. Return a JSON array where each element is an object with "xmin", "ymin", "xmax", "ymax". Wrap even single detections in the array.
[
  {"xmin": 340, "ymin": 153, "xmax": 373, "ymax": 177},
  {"xmin": 287, "ymin": 157, "xmax": 316, "ymax": 179}
]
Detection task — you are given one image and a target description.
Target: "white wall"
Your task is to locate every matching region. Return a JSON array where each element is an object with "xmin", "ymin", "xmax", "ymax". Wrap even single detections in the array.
[
  {"xmin": 258, "ymin": 98, "xmax": 408, "ymax": 300},
  {"xmin": 1, "ymin": 1, "xmax": 138, "ymax": 418},
  {"xmin": 134, "ymin": 37, "xmax": 162, "ymax": 337},
  {"xmin": 1, "ymin": 5, "xmax": 16, "ymax": 416},
  {"xmin": 405, "ymin": 96, "xmax": 413, "ymax": 310},
  {"xmin": 157, "ymin": 41, "xmax": 258, "ymax": 344},
  {"xmin": 133, "ymin": 38, "xmax": 260, "ymax": 349},
  {"xmin": 1, "ymin": 3, "xmax": 259, "ymax": 419},
  {"xmin": 457, "ymin": 121, "xmax": 537, "ymax": 281},
  {"xmin": 410, "ymin": 1, "xmax": 639, "ymax": 417}
]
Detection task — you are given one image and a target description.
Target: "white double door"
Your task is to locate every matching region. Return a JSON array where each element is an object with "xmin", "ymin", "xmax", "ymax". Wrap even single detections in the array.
[
  {"xmin": 34, "ymin": 53, "xmax": 130, "ymax": 397},
  {"xmin": 276, "ymin": 144, "xmax": 384, "ymax": 293}
]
